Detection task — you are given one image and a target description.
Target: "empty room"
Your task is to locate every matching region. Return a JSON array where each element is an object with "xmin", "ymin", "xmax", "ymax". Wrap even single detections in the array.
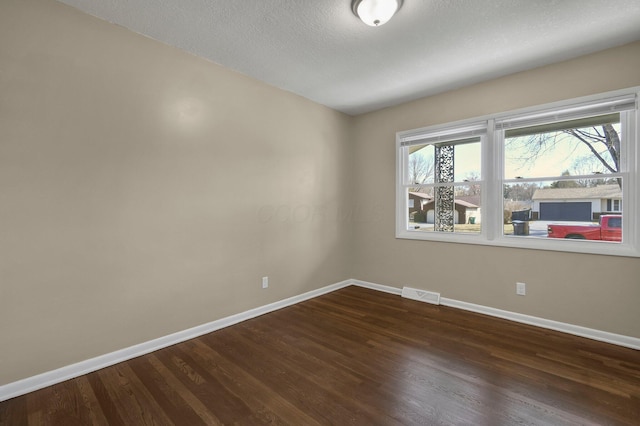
[{"xmin": 1, "ymin": 0, "xmax": 639, "ymax": 424}]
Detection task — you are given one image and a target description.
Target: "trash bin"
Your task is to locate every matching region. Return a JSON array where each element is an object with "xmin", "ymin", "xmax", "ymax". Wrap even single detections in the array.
[
  {"xmin": 512, "ymin": 209, "xmax": 532, "ymax": 221},
  {"xmin": 469, "ymin": 217, "xmax": 476, "ymax": 224},
  {"xmin": 512, "ymin": 220, "xmax": 529, "ymax": 236}
]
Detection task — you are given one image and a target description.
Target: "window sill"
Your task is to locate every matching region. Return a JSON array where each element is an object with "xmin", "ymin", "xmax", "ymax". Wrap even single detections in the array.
[{"xmin": 395, "ymin": 228, "xmax": 640, "ymax": 258}]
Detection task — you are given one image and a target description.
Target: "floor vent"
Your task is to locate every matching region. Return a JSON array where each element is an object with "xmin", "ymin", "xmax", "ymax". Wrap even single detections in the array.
[{"xmin": 401, "ymin": 287, "xmax": 441, "ymax": 305}]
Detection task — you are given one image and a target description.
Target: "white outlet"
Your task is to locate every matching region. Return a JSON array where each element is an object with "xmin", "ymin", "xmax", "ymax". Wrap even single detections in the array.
[
  {"xmin": 516, "ymin": 282, "xmax": 526, "ymax": 296},
  {"xmin": 262, "ymin": 276, "xmax": 269, "ymax": 289}
]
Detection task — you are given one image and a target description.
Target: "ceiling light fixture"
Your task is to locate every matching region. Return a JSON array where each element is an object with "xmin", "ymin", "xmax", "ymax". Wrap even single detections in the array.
[{"xmin": 352, "ymin": 0, "xmax": 403, "ymax": 27}]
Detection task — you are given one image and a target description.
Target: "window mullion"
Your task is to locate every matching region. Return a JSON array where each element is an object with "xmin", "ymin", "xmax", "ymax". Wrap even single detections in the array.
[
  {"xmin": 485, "ymin": 120, "xmax": 499, "ymax": 241},
  {"xmin": 622, "ymin": 108, "xmax": 637, "ymax": 248}
]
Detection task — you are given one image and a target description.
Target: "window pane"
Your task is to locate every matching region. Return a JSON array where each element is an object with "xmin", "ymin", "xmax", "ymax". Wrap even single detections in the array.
[
  {"xmin": 503, "ymin": 179, "xmax": 622, "ymax": 243},
  {"xmin": 454, "ymin": 185, "xmax": 482, "ymax": 233},
  {"xmin": 407, "ymin": 144, "xmax": 434, "ymax": 186},
  {"xmin": 504, "ymin": 117, "xmax": 622, "ymax": 179},
  {"xmin": 406, "ymin": 139, "xmax": 481, "ymax": 186},
  {"xmin": 454, "ymin": 141, "xmax": 481, "ymax": 182},
  {"xmin": 407, "ymin": 186, "xmax": 481, "ymax": 234},
  {"xmin": 407, "ymin": 188, "xmax": 434, "ymax": 231}
]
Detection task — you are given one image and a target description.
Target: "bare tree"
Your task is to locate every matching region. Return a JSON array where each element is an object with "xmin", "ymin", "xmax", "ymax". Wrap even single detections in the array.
[
  {"xmin": 457, "ymin": 172, "xmax": 481, "ymax": 196},
  {"xmin": 566, "ymin": 124, "xmax": 621, "ymax": 188},
  {"xmin": 570, "ymin": 155, "xmax": 613, "ymax": 187},
  {"xmin": 508, "ymin": 123, "xmax": 622, "ymax": 188},
  {"xmin": 566, "ymin": 124, "xmax": 620, "ymax": 174},
  {"xmin": 408, "ymin": 154, "xmax": 434, "ymax": 192},
  {"xmin": 503, "ymin": 182, "xmax": 539, "ymax": 201}
]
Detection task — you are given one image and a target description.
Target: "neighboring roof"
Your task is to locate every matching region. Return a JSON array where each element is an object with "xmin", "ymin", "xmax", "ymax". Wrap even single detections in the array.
[
  {"xmin": 409, "ymin": 192, "xmax": 432, "ymax": 200},
  {"xmin": 532, "ymin": 185, "xmax": 622, "ymax": 200},
  {"xmin": 409, "ymin": 191, "xmax": 480, "ymax": 208},
  {"xmin": 457, "ymin": 195, "xmax": 481, "ymax": 207},
  {"xmin": 409, "ymin": 192, "xmax": 479, "ymax": 208},
  {"xmin": 451, "ymin": 199, "xmax": 479, "ymax": 208}
]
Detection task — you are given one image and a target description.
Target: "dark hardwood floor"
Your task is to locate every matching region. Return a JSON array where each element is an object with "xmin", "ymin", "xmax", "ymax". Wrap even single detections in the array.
[{"xmin": 1, "ymin": 285, "xmax": 639, "ymax": 425}]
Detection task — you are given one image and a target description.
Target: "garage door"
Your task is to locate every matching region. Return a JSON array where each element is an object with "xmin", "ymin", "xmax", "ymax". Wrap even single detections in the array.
[{"xmin": 539, "ymin": 202, "xmax": 591, "ymax": 221}]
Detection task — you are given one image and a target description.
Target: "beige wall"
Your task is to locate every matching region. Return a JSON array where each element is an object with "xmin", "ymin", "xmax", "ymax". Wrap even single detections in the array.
[
  {"xmin": 351, "ymin": 41, "xmax": 640, "ymax": 339},
  {"xmin": 1, "ymin": 0, "xmax": 639, "ymax": 388},
  {"xmin": 0, "ymin": 0, "xmax": 352, "ymax": 385}
]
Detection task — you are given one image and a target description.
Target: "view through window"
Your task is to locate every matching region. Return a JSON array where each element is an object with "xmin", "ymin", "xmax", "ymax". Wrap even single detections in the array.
[
  {"xmin": 396, "ymin": 90, "xmax": 638, "ymax": 256},
  {"xmin": 406, "ymin": 139, "xmax": 482, "ymax": 233},
  {"xmin": 502, "ymin": 114, "xmax": 623, "ymax": 241}
]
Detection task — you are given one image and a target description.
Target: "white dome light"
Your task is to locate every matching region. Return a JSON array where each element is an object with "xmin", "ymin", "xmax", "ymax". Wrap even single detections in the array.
[{"xmin": 352, "ymin": 0, "xmax": 403, "ymax": 27}]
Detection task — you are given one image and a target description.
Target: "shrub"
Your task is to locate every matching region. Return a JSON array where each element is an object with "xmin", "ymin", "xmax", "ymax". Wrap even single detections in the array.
[{"xmin": 504, "ymin": 209, "xmax": 512, "ymax": 224}]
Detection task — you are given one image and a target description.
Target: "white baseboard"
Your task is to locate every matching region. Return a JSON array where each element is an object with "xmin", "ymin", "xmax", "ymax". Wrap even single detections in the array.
[
  {"xmin": 0, "ymin": 279, "xmax": 352, "ymax": 402},
  {"xmin": 350, "ymin": 279, "xmax": 402, "ymax": 295},
  {"xmin": 347, "ymin": 280, "xmax": 640, "ymax": 350},
  {"xmin": 439, "ymin": 297, "xmax": 640, "ymax": 350},
  {"xmin": 3, "ymin": 278, "xmax": 638, "ymax": 402}
]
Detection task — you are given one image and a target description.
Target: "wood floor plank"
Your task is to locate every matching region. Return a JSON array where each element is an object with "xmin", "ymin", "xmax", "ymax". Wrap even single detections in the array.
[
  {"xmin": 72, "ymin": 376, "xmax": 109, "ymax": 426},
  {"xmin": 0, "ymin": 389, "xmax": 27, "ymax": 425},
  {"xmin": 185, "ymin": 339, "xmax": 322, "ymax": 425},
  {"xmin": 131, "ymin": 354, "xmax": 220, "ymax": 425},
  {"xmin": 151, "ymin": 345, "xmax": 250, "ymax": 424},
  {"xmin": 96, "ymin": 363, "xmax": 174, "ymax": 425},
  {"xmin": 83, "ymin": 371, "xmax": 127, "ymax": 426},
  {"xmin": 1, "ymin": 285, "xmax": 639, "ymax": 425},
  {"xmin": 228, "ymin": 321, "xmax": 402, "ymax": 424},
  {"xmin": 207, "ymin": 327, "xmax": 377, "ymax": 424}
]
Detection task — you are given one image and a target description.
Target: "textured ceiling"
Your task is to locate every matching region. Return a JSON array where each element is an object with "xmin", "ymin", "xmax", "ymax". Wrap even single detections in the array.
[{"xmin": 57, "ymin": 0, "xmax": 640, "ymax": 115}]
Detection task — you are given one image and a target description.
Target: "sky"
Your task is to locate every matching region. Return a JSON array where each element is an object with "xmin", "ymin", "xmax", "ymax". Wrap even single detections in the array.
[
  {"xmin": 409, "ymin": 124, "xmax": 620, "ymax": 184},
  {"xmin": 504, "ymin": 132, "xmax": 616, "ymax": 179}
]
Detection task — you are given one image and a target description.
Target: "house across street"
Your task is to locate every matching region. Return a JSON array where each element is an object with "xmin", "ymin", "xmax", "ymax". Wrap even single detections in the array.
[{"xmin": 532, "ymin": 184, "xmax": 621, "ymax": 222}]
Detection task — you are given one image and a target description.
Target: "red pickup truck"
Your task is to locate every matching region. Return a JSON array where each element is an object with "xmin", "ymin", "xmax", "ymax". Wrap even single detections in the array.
[{"xmin": 547, "ymin": 215, "xmax": 621, "ymax": 241}]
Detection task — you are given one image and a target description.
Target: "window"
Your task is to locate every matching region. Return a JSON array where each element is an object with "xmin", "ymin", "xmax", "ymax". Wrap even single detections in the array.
[
  {"xmin": 608, "ymin": 216, "xmax": 622, "ymax": 229},
  {"xmin": 396, "ymin": 88, "xmax": 639, "ymax": 257},
  {"xmin": 402, "ymin": 126, "xmax": 484, "ymax": 234},
  {"xmin": 606, "ymin": 198, "xmax": 622, "ymax": 212}
]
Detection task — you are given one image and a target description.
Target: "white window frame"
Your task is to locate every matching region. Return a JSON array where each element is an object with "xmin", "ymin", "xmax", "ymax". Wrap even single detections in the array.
[{"xmin": 396, "ymin": 87, "xmax": 640, "ymax": 257}]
